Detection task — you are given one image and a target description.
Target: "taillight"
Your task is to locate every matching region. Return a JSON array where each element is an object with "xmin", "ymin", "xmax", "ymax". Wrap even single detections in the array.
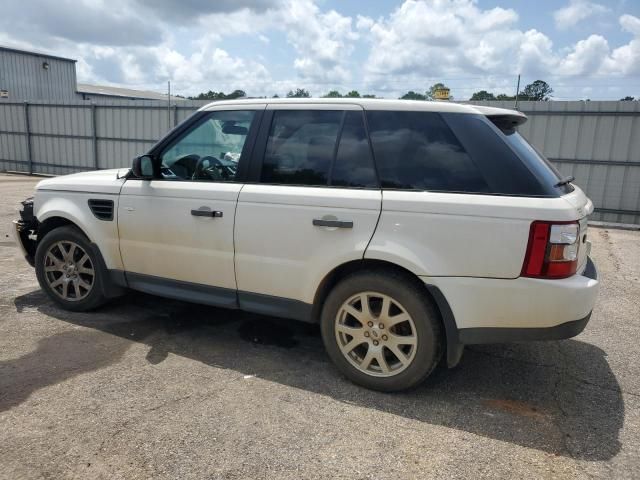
[{"xmin": 522, "ymin": 221, "xmax": 579, "ymax": 279}]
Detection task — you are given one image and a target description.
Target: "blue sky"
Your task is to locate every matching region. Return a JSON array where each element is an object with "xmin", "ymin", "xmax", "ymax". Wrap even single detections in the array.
[{"xmin": 1, "ymin": 0, "xmax": 639, "ymax": 100}]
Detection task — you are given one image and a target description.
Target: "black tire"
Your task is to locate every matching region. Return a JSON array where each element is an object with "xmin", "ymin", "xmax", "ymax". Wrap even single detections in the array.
[
  {"xmin": 35, "ymin": 225, "xmax": 108, "ymax": 311},
  {"xmin": 320, "ymin": 269, "xmax": 443, "ymax": 392}
]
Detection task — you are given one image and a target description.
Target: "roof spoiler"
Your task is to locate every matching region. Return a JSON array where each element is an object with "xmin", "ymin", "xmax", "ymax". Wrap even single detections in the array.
[{"xmin": 471, "ymin": 105, "xmax": 528, "ymax": 129}]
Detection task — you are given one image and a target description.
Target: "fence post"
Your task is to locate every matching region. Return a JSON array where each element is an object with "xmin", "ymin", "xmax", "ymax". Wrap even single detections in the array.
[
  {"xmin": 23, "ymin": 102, "xmax": 33, "ymax": 175},
  {"xmin": 91, "ymin": 103, "xmax": 99, "ymax": 169},
  {"xmin": 173, "ymin": 104, "xmax": 178, "ymax": 127}
]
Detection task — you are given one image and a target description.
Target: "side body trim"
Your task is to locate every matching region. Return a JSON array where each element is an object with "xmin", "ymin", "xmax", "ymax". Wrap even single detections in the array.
[
  {"xmin": 120, "ymin": 271, "xmax": 314, "ymax": 321},
  {"xmin": 125, "ymin": 272, "xmax": 238, "ymax": 309},
  {"xmin": 238, "ymin": 291, "xmax": 314, "ymax": 323}
]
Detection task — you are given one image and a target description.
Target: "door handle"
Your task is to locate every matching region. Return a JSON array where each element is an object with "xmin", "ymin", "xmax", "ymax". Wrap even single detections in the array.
[
  {"xmin": 191, "ymin": 208, "xmax": 223, "ymax": 218},
  {"xmin": 312, "ymin": 219, "xmax": 353, "ymax": 228}
]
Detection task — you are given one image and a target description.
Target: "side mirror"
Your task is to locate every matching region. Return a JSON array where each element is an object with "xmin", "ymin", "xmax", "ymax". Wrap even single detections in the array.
[{"xmin": 131, "ymin": 155, "xmax": 155, "ymax": 179}]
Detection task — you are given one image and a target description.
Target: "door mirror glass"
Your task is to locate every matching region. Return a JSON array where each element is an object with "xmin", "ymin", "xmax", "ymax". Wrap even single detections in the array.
[{"xmin": 131, "ymin": 155, "xmax": 155, "ymax": 179}]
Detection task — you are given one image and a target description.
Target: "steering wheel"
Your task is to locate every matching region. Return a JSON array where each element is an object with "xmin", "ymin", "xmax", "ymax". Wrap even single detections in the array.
[{"xmin": 193, "ymin": 156, "xmax": 223, "ymax": 180}]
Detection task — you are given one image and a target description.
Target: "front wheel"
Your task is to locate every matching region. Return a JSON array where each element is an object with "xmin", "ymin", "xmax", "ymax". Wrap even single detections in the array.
[
  {"xmin": 35, "ymin": 225, "xmax": 108, "ymax": 311},
  {"xmin": 321, "ymin": 270, "xmax": 443, "ymax": 391}
]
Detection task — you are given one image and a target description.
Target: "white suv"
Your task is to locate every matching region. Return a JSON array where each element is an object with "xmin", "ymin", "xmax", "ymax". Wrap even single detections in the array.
[{"xmin": 14, "ymin": 99, "xmax": 599, "ymax": 391}]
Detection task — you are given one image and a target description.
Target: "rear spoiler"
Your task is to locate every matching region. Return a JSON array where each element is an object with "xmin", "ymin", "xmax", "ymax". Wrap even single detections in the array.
[{"xmin": 471, "ymin": 105, "xmax": 528, "ymax": 129}]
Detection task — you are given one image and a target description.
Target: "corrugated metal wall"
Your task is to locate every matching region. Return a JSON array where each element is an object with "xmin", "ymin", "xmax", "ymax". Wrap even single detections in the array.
[
  {"xmin": 0, "ymin": 100, "xmax": 207, "ymax": 175},
  {"xmin": 0, "ymin": 49, "xmax": 78, "ymax": 101},
  {"xmin": 0, "ymin": 99, "xmax": 639, "ymax": 224},
  {"xmin": 470, "ymin": 101, "xmax": 640, "ymax": 224}
]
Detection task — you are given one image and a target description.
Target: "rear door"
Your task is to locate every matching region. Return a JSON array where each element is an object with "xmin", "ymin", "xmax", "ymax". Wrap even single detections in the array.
[{"xmin": 234, "ymin": 104, "xmax": 382, "ymax": 318}]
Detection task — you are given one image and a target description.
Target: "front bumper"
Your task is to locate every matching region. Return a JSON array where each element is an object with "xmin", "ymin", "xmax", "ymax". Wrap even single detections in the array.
[
  {"xmin": 424, "ymin": 257, "xmax": 599, "ymax": 344},
  {"xmin": 12, "ymin": 219, "xmax": 36, "ymax": 267}
]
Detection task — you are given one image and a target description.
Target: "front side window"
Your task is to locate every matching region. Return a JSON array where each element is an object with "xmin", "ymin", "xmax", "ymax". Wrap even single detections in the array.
[
  {"xmin": 160, "ymin": 110, "xmax": 255, "ymax": 181},
  {"xmin": 366, "ymin": 111, "xmax": 490, "ymax": 193},
  {"xmin": 260, "ymin": 110, "xmax": 378, "ymax": 188}
]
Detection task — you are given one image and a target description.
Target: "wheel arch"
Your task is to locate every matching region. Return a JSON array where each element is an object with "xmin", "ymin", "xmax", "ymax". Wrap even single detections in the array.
[
  {"xmin": 34, "ymin": 218, "xmax": 125, "ymax": 299},
  {"xmin": 311, "ymin": 259, "xmax": 463, "ymax": 368},
  {"xmin": 37, "ymin": 216, "xmax": 92, "ymax": 245}
]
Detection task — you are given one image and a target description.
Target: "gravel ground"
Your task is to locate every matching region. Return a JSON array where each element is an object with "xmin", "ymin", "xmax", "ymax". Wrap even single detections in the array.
[{"xmin": 0, "ymin": 173, "xmax": 639, "ymax": 479}]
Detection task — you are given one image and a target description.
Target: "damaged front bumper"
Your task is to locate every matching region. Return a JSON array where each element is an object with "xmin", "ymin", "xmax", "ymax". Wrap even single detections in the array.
[{"xmin": 13, "ymin": 197, "xmax": 38, "ymax": 267}]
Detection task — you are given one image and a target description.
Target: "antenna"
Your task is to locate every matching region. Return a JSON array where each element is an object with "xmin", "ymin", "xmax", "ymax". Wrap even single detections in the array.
[
  {"xmin": 515, "ymin": 74, "xmax": 520, "ymax": 110},
  {"xmin": 167, "ymin": 80, "xmax": 171, "ymax": 128}
]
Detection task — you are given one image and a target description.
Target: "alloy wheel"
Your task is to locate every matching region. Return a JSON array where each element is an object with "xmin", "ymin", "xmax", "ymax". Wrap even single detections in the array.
[
  {"xmin": 335, "ymin": 291, "xmax": 418, "ymax": 377},
  {"xmin": 43, "ymin": 241, "xmax": 95, "ymax": 302}
]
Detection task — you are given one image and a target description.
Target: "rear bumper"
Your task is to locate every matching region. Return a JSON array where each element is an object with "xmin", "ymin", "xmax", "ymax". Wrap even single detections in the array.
[
  {"xmin": 458, "ymin": 312, "xmax": 591, "ymax": 344},
  {"xmin": 423, "ymin": 257, "xmax": 599, "ymax": 346}
]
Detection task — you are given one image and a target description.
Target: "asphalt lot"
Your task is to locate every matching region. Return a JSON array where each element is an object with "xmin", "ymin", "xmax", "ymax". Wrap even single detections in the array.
[{"xmin": 0, "ymin": 173, "xmax": 639, "ymax": 479}]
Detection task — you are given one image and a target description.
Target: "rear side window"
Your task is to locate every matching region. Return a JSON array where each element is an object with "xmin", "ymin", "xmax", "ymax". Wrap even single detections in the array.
[
  {"xmin": 331, "ymin": 111, "xmax": 377, "ymax": 188},
  {"xmin": 260, "ymin": 110, "xmax": 378, "ymax": 188},
  {"xmin": 261, "ymin": 110, "xmax": 340, "ymax": 186},
  {"xmin": 366, "ymin": 111, "xmax": 490, "ymax": 193}
]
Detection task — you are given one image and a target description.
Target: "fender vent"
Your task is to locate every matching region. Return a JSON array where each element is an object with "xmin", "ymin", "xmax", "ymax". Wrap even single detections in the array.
[{"xmin": 88, "ymin": 199, "xmax": 114, "ymax": 221}]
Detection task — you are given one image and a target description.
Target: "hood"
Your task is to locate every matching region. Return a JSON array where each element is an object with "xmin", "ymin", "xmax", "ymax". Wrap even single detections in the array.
[{"xmin": 36, "ymin": 168, "xmax": 129, "ymax": 195}]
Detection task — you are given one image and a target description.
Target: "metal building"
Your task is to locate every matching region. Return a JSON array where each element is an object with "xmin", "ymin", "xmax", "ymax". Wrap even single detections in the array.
[
  {"xmin": 0, "ymin": 46, "xmax": 184, "ymax": 102},
  {"xmin": 0, "ymin": 46, "xmax": 78, "ymax": 101}
]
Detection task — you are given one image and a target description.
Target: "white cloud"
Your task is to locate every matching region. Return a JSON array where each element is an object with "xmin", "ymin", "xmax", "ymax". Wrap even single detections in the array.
[
  {"xmin": 280, "ymin": 0, "xmax": 358, "ymax": 83},
  {"xmin": 620, "ymin": 13, "xmax": 640, "ymax": 36},
  {"xmin": 553, "ymin": 0, "xmax": 609, "ymax": 30},
  {"xmin": 602, "ymin": 14, "xmax": 640, "ymax": 76},
  {"xmin": 360, "ymin": 0, "xmax": 528, "ymax": 80},
  {"xmin": 558, "ymin": 35, "xmax": 610, "ymax": 75},
  {"xmin": 356, "ymin": 15, "xmax": 375, "ymax": 31},
  {"xmin": 1, "ymin": 0, "xmax": 639, "ymax": 99}
]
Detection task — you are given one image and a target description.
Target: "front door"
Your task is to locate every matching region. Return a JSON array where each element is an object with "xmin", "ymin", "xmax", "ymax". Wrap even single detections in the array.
[
  {"xmin": 234, "ymin": 106, "xmax": 382, "ymax": 318},
  {"xmin": 118, "ymin": 107, "xmax": 262, "ymax": 306}
]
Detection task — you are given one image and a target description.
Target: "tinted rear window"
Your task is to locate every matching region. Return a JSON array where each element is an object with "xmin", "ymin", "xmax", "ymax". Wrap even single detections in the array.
[
  {"xmin": 260, "ymin": 110, "xmax": 378, "ymax": 188},
  {"xmin": 331, "ymin": 111, "xmax": 377, "ymax": 188},
  {"xmin": 366, "ymin": 111, "xmax": 490, "ymax": 193},
  {"xmin": 261, "ymin": 110, "xmax": 341, "ymax": 186}
]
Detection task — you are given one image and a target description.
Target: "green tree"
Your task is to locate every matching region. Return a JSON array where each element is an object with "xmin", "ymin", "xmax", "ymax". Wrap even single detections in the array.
[
  {"xmin": 225, "ymin": 89, "xmax": 246, "ymax": 99},
  {"xmin": 189, "ymin": 90, "xmax": 246, "ymax": 100},
  {"xmin": 345, "ymin": 90, "xmax": 361, "ymax": 98},
  {"xmin": 620, "ymin": 96, "xmax": 636, "ymax": 101},
  {"xmin": 496, "ymin": 93, "xmax": 516, "ymax": 100},
  {"xmin": 400, "ymin": 90, "xmax": 426, "ymax": 100},
  {"xmin": 362, "ymin": 94, "xmax": 376, "ymax": 98},
  {"xmin": 323, "ymin": 90, "xmax": 343, "ymax": 97},
  {"xmin": 470, "ymin": 90, "xmax": 496, "ymax": 101},
  {"xmin": 521, "ymin": 80, "xmax": 553, "ymax": 101},
  {"xmin": 286, "ymin": 88, "xmax": 311, "ymax": 98}
]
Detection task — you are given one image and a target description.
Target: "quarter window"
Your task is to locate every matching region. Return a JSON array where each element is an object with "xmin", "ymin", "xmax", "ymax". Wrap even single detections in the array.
[
  {"xmin": 160, "ymin": 110, "xmax": 256, "ymax": 182},
  {"xmin": 366, "ymin": 111, "xmax": 490, "ymax": 193}
]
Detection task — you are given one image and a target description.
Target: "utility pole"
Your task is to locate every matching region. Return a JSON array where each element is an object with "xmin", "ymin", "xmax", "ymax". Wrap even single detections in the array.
[{"xmin": 515, "ymin": 74, "xmax": 521, "ymax": 110}]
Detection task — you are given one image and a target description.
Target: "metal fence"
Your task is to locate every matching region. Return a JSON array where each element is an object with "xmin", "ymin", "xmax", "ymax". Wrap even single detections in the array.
[
  {"xmin": 0, "ymin": 99, "xmax": 209, "ymax": 175},
  {"xmin": 1, "ymin": 99, "xmax": 639, "ymax": 224}
]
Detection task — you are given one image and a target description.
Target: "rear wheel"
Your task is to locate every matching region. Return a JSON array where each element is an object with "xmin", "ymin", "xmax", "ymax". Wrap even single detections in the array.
[
  {"xmin": 35, "ymin": 226, "xmax": 107, "ymax": 311},
  {"xmin": 321, "ymin": 270, "xmax": 443, "ymax": 391}
]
